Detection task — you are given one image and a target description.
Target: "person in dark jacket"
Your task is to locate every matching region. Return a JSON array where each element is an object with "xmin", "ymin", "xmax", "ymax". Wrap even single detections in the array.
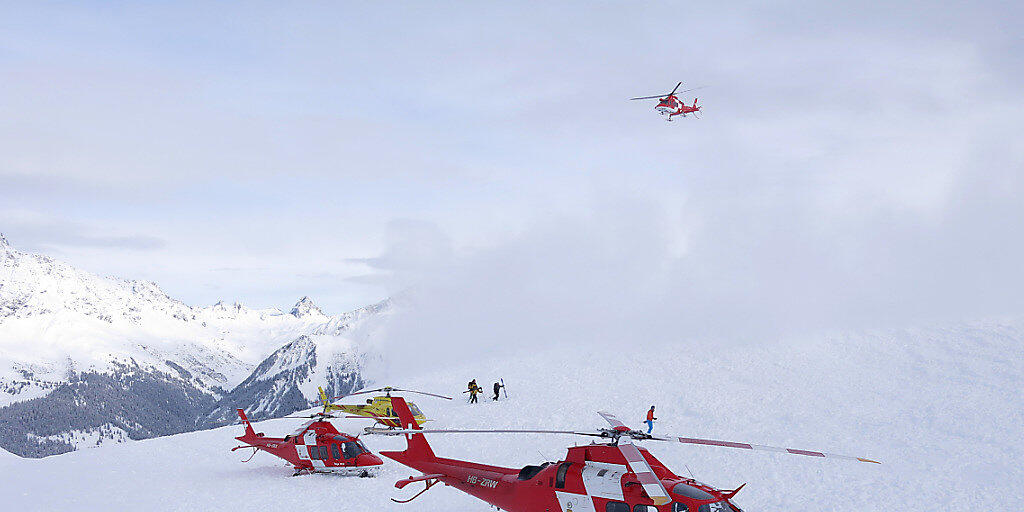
[
  {"xmin": 467, "ymin": 379, "xmax": 481, "ymax": 403},
  {"xmin": 492, "ymin": 381, "xmax": 504, "ymax": 401}
]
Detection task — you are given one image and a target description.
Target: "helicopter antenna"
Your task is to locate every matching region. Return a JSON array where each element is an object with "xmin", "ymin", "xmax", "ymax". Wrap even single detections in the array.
[{"xmin": 685, "ymin": 464, "xmax": 695, "ymax": 479}]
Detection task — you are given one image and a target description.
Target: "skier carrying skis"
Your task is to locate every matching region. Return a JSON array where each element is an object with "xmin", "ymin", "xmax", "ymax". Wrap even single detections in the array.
[
  {"xmin": 645, "ymin": 406, "xmax": 657, "ymax": 434},
  {"xmin": 492, "ymin": 381, "xmax": 504, "ymax": 401},
  {"xmin": 467, "ymin": 379, "xmax": 481, "ymax": 403}
]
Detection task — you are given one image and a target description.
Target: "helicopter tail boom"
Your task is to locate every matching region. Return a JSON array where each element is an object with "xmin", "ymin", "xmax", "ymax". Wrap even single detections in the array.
[
  {"xmin": 236, "ymin": 409, "xmax": 258, "ymax": 438},
  {"xmin": 380, "ymin": 396, "xmax": 437, "ymax": 462}
]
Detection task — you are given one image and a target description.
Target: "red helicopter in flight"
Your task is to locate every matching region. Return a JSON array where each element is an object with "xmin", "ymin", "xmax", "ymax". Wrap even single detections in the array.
[
  {"xmin": 232, "ymin": 407, "xmax": 383, "ymax": 477},
  {"xmin": 369, "ymin": 397, "xmax": 879, "ymax": 511},
  {"xmin": 631, "ymin": 82, "xmax": 705, "ymax": 121}
]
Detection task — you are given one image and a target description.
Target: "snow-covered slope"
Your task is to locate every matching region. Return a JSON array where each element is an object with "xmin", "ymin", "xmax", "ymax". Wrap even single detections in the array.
[
  {"xmin": 0, "ymin": 320, "xmax": 1020, "ymax": 511},
  {"xmin": 0, "ymin": 235, "xmax": 390, "ymax": 457}
]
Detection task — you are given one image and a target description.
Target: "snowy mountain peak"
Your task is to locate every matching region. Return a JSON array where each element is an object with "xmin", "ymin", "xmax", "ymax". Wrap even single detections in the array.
[
  {"xmin": 0, "ymin": 241, "xmax": 391, "ymax": 457},
  {"xmin": 290, "ymin": 296, "xmax": 325, "ymax": 318},
  {"xmin": 209, "ymin": 299, "xmax": 247, "ymax": 314}
]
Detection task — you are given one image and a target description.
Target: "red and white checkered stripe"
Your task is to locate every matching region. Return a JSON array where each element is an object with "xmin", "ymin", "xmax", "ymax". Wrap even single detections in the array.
[
  {"xmin": 617, "ymin": 438, "xmax": 671, "ymax": 505},
  {"xmin": 289, "ymin": 421, "xmax": 328, "ymax": 468}
]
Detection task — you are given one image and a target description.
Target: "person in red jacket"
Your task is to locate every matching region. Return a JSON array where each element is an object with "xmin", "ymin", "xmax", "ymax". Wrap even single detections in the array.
[{"xmin": 645, "ymin": 406, "xmax": 657, "ymax": 434}]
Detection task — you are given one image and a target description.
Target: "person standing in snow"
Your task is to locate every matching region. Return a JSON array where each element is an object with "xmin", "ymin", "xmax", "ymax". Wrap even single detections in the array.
[
  {"xmin": 645, "ymin": 406, "xmax": 657, "ymax": 434},
  {"xmin": 467, "ymin": 379, "xmax": 481, "ymax": 403},
  {"xmin": 492, "ymin": 381, "xmax": 504, "ymax": 401}
]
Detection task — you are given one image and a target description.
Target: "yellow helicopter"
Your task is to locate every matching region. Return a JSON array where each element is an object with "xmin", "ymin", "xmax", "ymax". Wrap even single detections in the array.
[{"xmin": 317, "ymin": 386, "xmax": 451, "ymax": 428}]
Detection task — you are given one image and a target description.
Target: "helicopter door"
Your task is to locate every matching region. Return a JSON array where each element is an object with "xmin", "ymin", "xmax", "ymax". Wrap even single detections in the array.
[
  {"xmin": 304, "ymin": 431, "xmax": 325, "ymax": 469},
  {"xmin": 554, "ymin": 491, "xmax": 596, "ymax": 512},
  {"xmin": 580, "ymin": 462, "xmax": 627, "ymax": 500}
]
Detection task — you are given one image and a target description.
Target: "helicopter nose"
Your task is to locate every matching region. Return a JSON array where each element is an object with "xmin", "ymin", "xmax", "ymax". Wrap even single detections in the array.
[{"xmin": 359, "ymin": 452, "xmax": 384, "ymax": 466}]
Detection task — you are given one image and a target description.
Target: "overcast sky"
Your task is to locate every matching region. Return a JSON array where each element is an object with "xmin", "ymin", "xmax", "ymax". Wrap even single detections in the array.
[{"xmin": 1, "ymin": 2, "xmax": 1022, "ymax": 341}]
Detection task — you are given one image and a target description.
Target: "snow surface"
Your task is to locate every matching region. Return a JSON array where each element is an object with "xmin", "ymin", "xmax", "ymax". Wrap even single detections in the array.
[
  {"xmin": 26, "ymin": 423, "xmax": 130, "ymax": 450},
  {"xmin": 0, "ymin": 321, "xmax": 1021, "ymax": 511}
]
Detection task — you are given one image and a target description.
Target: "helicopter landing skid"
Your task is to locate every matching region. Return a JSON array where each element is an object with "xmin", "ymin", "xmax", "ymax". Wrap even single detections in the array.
[{"xmin": 392, "ymin": 474, "xmax": 445, "ymax": 503}]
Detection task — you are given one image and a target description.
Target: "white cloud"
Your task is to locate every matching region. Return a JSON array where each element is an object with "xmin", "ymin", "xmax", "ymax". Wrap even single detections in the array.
[{"xmin": 0, "ymin": 1, "xmax": 1020, "ymax": 322}]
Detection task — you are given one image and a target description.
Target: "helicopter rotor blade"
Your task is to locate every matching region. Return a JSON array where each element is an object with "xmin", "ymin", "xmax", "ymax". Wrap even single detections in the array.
[
  {"xmin": 331, "ymin": 387, "xmax": 388, "ymax": 399},
  {"xmin": 369, "ymin": 407, "xmax": 879, "ymax": 467},
  {"xmin": 631, "ymin": 83, "xmax": 706, "ymax": 101},
  {"xmin": 236, "ymin": 413, "xmax": 336, "ymax": 422},
  {"xmin": 332, "ymin": 387, "xmax": 453, "ymax": 401},
  {"xmin": 387, "ymin": 388, "xmax": 454, "ymax": 400},
  {"xmin": 364, "ymin": 427, "xmax": 605, "ymax": 437},
  {"xmin": 677, "ymin": 85, "xmax": 708, "ymax": 94},
  {"xmin": 289, "ymin": 418, "xmax": 319, "ymax": 437},
  {"xmin": 651, "ymin": 434, "xmax": 880, "ymax": 464},
  {"xmin": 618, "ymin": 437, "xmax": 672, "ymax": 506},
  {"xmin": 629, "ymin": 94, "xmax": 671, "ymax": 101},
  {"xmin": 597, "ymin": 411, "xmax": 630, "ymax": 431}
]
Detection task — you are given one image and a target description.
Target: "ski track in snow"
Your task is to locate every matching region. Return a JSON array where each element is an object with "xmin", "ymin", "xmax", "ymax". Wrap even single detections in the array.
[{"xmin": 0, "ymin": 325, "xmax": 1021, "ymax": 511}]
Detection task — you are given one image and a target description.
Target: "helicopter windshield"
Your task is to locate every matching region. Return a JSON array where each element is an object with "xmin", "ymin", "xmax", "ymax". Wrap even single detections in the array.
[
  {"xmin": 670, "ymin": 484, "xmax": 742, "ymax": 512},
  {"xmin": 342, "ymin": 441, "xmax": 366, "ymax": 459},
  {"xmin": 671, "ymin": 501, "xmax": 742, "ymax": 512},
  {"xmin": 408, "ymin": 403, "xmax": 424, "ymax": 416},
  {"xmin": 672, "ymin": 483, "xmax": 715, "ymax": 500}
]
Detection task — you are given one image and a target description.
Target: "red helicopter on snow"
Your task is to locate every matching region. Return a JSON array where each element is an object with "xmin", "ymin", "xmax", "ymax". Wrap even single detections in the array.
[
  {"xmin": 369, "ymin": 397, "xmax": 879, "ymax": 511},
  {"xmin": 631, "ymin": 82, "xmax": 705, "ymax": 121},
  {"xmin": 232, "ymin": 407, "xmax": 383, "ymax": 477}
]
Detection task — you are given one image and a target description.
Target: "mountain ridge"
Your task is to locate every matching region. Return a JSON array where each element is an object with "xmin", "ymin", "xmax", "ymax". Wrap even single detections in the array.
[{"xmin": 0, "ymin": 235, "xmax": 389, "ymax": 457}]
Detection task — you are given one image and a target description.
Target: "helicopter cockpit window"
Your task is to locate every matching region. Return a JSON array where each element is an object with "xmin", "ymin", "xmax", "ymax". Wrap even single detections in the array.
[
  {"xmin": 634, "ymin": 505, "xmax": 658, "ymax": 512},
  {"xmin": 697, "ymin": 502, "xmax": 736, "ymax": 512},
  {"xmin": 517, "ymin": 465, "xmax": 543, "ymax": 480},
  {"xmin": 671, "ymin": 483, "xmax": 715, "ymax": 501},
  {"xmin": 342, "ymin": 441, "xmax": 365, "ymax": 459},
  {"xmin": 517, "ymin": 462, "xmax": 551, "ymax": 481},
  {"xmin": 671, "ymin": 502, "xmax": 690, "ymax": 512},
  {"xmin": 409, "ymin": 404, "xmax": 423, "ymax": 416},
  {"xmin": 605, "ymin": 502, "xmax": 629, "ymax": 512},
  {"xmin": 554, "ymin": 462, "xmax": 571, "ymax": 489},
  {"xmin": 331, "ymin": 443, "xmax": 341, "ymax": 460}
]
